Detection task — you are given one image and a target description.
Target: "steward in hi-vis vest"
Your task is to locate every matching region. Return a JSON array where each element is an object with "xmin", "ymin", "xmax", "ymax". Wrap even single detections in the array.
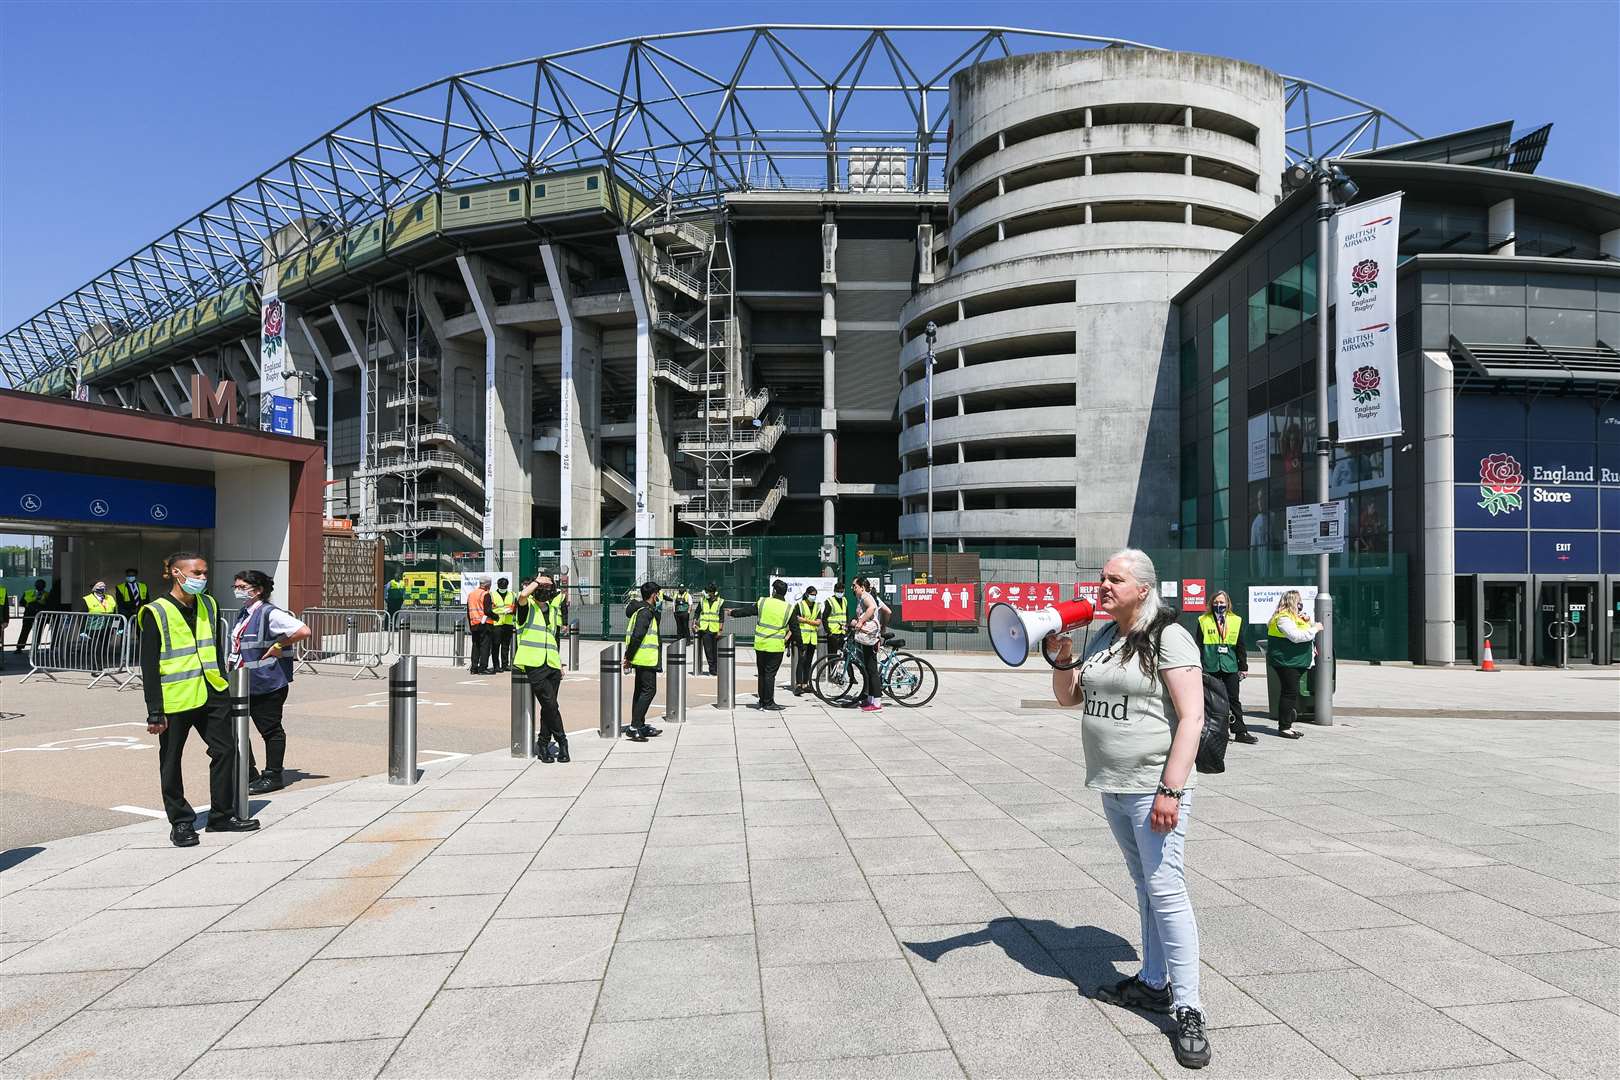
[
  {"xmin": 139, "ymin": 553, "xmax": 260, "ymax": 847},
  {"xmin": 694, "ymin": 585, "xmax": 725, "ymax": 676},
  {"xmin": 744, "ymin": 581, "xmax": 792, "ymax": 710},
  {"xmin": 1197, "ymin": 593, "xmax": 1255, "ymax": 744},
  {"xmin": 515, "ymin": 572, "xmax": 573, "ymax": 763},
  {"xmin": 620, "ymin": 582, "xmax": 665, "ymax": 742},
  {"xmin": 490, "ymin": 577, "xmax": 517, "ymax": 673}
]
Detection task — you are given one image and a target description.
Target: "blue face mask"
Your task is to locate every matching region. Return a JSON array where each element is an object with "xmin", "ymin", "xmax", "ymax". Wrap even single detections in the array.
[{"xmin": 181, "ymin": 576, "xmax": 208, "ymax": 596}]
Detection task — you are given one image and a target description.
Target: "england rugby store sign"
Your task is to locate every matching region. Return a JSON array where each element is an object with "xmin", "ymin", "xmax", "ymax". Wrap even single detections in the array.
[
  {"xmin": 1334, "ymin": 192, "xmax": 1403, "ymax": 443},
  {"xmin": 1454, "ymin": 396, "xmax": 1620, "ymax": 575}
]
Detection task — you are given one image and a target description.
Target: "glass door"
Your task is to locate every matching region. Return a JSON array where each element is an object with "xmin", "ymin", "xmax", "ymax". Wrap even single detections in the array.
[
  {"xmin": 1481, "ymin": 581, "xmax": 1524, "ymax": 663},
  {"xmin": 1536, "ymin": 581, "xmax": 1600, "ymax": 666}
]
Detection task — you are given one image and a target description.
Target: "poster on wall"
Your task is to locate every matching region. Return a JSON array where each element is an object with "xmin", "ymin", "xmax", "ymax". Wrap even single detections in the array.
[{"xmin": 1333, "ymin": 192, "xmax": 1403, "ymax": 443}]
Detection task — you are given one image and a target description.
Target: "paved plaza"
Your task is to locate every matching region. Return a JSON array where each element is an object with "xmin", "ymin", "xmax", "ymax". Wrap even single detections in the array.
[{"xmin": 0, "ymin": 656, "xmax": 1616, "ymax": 1079}]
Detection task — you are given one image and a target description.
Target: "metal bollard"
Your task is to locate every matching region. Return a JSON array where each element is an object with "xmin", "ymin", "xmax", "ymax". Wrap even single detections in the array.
[
  {"xmin": 666, "ymin": 639, "xmax": 687, "ymax": 724},
  {"xmin": 716, "ymin": 634, "xmax": 735, "ymax": 710},
  {"xmin": 599, "ymin": 642, "xmax": 623, "ymax": 739},
  {"xmin": 389, "ymin": 656, "xmax": 419, "ymax": 784},
  {"xmin": 568, "ymin": 620, "xmax": 581, "ymax": 671},
  {"xmin": 511, "ymin": 666, "xmax": 534, "ymax": 758},
  {"xmin": 228, "ymin": 666, "xmax": 253, "ymax": 821},
  {"xmin": 345, "ymin": 614, "xmax": 359, "ymax": 661},
  {"xmin": 396, "ymin": 618, "xmax": 412, "ymax": 658},
  {"xmin": 452, "ymin": 621, "xmax": 466, "ymax": 667}
]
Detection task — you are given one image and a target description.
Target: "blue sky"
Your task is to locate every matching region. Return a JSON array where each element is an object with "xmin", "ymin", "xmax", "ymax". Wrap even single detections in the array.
[{"xmin": 2, "ymin": 0, "xmax": 1616, "ymax": 336}]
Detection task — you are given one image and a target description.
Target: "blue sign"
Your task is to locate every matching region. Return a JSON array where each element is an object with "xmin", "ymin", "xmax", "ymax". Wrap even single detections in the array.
[
  {"xmin": 1604, "ymin": 532, "xmax": 1620, "ymax": 574},
  {"xmin": 269, "ymin": 395, "xmax": 295, "ymax": 436},
  {"xmin": 1456, "ymin": 530, "xmax": 1526, "ymax": 574},
  {"xmin": 1527, "ymin": 484, "xmax": 1598, "ymax": 530},
  {"xmin": 1530, "ymin": 531, "xmax": 1598, "ymax": 574},
  {"xmin": 1, "ymin": 467, "xmax": 214, "ymax": 529}
]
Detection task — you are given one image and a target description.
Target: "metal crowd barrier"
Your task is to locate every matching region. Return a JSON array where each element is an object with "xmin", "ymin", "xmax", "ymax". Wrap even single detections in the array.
[
  {"xmin": 392, "ymin": 610, "xmax": 469, "ymax": 666},
  {"xmin": 295, "ymin": 608, "xmax": 389, "ymax": 680},
  {"xmin": 20, "ymin": 610, "xmax": 141, "ymax": 690}
]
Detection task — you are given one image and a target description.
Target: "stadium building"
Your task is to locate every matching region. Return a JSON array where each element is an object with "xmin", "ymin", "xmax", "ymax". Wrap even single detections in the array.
[{"xmin": 3, "ymin": 25, "xmax": 1611, "ymax": 664}]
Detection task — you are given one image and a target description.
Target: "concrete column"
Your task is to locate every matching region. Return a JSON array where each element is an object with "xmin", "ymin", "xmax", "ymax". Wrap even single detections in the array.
[
  {"xmin": 540, "ymin": 244, "xmax": 603, "ymax": 573},
  {"xmin": 296, "ymin": 314, "xmax": 337, "ymax": 518},
  {"xmin": 1603, "ymin": 228, "xmax": 1620, "ymax": 259},
  {"xmin": 1488, "ymin": 198, "xmax": 1516, "ymax": 256},
  {"xmin": 327, "ymin": 303, "xmax": 369, "ymax": 526},
  {"xmin": 822, "ymin": 214, "xmax": 838, "ymax": 543},
  {"xmin": 1422, "ymin": 351, "xmax": 1456, "ymax": 666},
  {"xmin": 458, "ymin": 254, "xmax": 534, "ymax": 568},
  {"xmin": 615, "ymin": 234, "xmax": 658, "ymax": 584}
]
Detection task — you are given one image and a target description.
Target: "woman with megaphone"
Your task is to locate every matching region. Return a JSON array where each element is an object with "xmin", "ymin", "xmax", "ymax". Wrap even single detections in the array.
[{"xmin": 1048, "ymin": 548, "xmax": 1212, "ymax": 1071}]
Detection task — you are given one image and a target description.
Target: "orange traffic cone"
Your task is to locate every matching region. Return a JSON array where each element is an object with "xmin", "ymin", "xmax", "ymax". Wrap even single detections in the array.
[{"xmin": 1479, "ymin": 637, "xmax": 1497, "ymax": 672}]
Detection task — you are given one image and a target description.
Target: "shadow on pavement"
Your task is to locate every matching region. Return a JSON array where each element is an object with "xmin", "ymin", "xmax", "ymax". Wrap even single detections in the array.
[{"xmin": 0, "ymin": 846, "xmax": 45, "ymax": 873}]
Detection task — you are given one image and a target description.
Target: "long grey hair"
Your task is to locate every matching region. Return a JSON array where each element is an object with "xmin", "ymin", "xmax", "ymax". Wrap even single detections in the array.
[{"xmin": 1105, "ymin": 547, "xmax": 1178, "ymax": 677}]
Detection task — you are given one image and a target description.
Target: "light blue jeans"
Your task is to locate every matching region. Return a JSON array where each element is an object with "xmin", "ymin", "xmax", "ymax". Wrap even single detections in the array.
[{"xmin": 1100, "ymin": 791, "xmax": 1203, "ymax": 1013}]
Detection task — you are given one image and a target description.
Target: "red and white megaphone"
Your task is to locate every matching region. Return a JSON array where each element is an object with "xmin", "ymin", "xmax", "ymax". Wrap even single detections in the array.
[{"xmin": 988, "ymin": 599, "xmax": 1094, "ymax": 670}]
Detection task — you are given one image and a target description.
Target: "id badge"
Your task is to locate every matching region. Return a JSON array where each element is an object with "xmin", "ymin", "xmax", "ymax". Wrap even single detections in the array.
[{"xmin": 1216, "ymin": 645, "xmax": 1229, "ymax": 654}]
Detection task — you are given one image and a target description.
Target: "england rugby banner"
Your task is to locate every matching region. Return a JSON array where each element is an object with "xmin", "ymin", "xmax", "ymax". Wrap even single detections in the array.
[{"xmin": 1334, "ymin": 192, "xmax": 1403, "ymax": 443}]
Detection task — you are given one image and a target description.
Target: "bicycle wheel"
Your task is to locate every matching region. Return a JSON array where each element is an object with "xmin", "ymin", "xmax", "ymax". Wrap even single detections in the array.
[
  {"xmin": 812, "ymin": 652, "xmax": 864, "ymax": 705},
  {"xmin": 884, "ymin": 653, "xmax": 938, "ymax": 707}
]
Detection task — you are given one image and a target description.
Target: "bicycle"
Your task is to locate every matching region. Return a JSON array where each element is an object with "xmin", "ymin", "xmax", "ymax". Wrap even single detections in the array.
[{"xmin": 811, "ymin": 634, "xmax": 938, "ymax": 708}]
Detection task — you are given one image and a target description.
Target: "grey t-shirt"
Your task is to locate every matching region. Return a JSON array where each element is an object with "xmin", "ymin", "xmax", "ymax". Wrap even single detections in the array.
[{"xmin": 1079, "ymin": 622, "xmax": 1201, "ymax": 793}]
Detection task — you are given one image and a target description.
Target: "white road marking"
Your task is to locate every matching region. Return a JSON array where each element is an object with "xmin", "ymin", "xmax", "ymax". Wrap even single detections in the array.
[
  {"xmin": 2, "ymin": 736, "xmax": 153, "ymax": 753},
  {"xmin": 76, "ymin": 722, "xmax": 150, "ymax": 731},
  {"xmin": 108, "ymin": 805, "xmax": 168, "ymax": 819}
]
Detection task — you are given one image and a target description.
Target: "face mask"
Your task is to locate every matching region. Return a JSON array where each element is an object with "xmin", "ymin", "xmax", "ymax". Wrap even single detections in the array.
[
  {"xmin": 806, "ymin": 595, "xmax": 817, "ymax": 604},
  {"xmin": 234, "ymin": 588, "xmax": 251, "ymax": 601},
  {"xmin": 181, "ymin": 576, "xmax": 208, "ymax": 596},
  {"xmin": 126, "ymin": 575, "xmax": 137, "ymax": 583},
  {"xmin": 1213, "ymin": 604, "xmax": 1227, "ymax": 614},
  {"xmin": 94, "ymin": 586, "xmax": 107, "ymax": 595}
]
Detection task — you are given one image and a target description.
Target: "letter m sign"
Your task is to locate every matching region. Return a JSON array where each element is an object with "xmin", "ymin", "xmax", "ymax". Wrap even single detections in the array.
[{"xmin": 190, "ymin": 373, "xmax": 238, "ymax": 425}]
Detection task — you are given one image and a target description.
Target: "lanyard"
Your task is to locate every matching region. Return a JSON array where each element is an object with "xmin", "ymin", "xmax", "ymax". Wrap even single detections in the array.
[{"xmin": 232, "ymin": 600, "xmax": 262, "ymax": 659}]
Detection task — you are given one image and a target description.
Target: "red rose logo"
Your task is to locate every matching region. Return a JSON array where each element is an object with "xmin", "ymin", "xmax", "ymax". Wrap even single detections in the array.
[
  {"xmin": 1350, "ymin": 259, "xmax": 1379, "ymax": 298},
  {"xmin": 1351, "ymin": 365, "xmax": 1381, "ymax": 405},
  {"xmin": 262, "ymin": 300, "xmax": 284, "ymax": 339},
  {"xmin": 1477, "ymin": 453, "xmax": 1524, "ymax": 517}
]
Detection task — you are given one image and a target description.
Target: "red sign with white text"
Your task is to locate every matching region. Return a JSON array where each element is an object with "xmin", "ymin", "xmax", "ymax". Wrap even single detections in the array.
[
  {"xmin": 901, "ymin": 583, "xmax": 977, "ymax": 622},
  {"xmin": 1072, "ymin": 582, "xmax": 1113, "ymax": 620},
  {"xmin": 1182, "ymin": 579, "xmax": 1208, "ymax": 612},
  {"xmin": 982, "ymin": 581, "xmax": 1065, "ymax": 612}
]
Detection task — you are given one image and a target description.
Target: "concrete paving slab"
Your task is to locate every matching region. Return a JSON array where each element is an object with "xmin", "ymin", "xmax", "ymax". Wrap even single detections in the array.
[
  {"xmin": 931, "ymin": 991, "xmax": 1156, "ymax": 1078},
  {"xmin": 379, "ymin": 983, "xmax": 597, "ymax": 1079},
  {"xmin": 0, "ymin": 886, "xmax": 139, "ymax": 944},
  {"xmin": 1312, "ymin": 924, "xmax": 1567, "ymax": 1007},
  {"xmin": 755, "ymin": 900, "xmax": 903, "ymax": 967},
  {"xmin": 1375, "ymin": 890, "xmax": 1612, "ymax": 956},
  {"xmin": 868, "ymin": 872, "xmax": 1008, "ymax": 926},
  {"xmin": 0, "ymin": 1000, "xmax": 253, "ymax": 1080},
  {"xmin": 595, "ymin": 934, "xmax": 760, "ymax": 1021},
  {"xmin": 217, "ymin": 953, "xmax": 458, "ymax": 1048},
  {"xmin": 385, "ymin": 852, "xmax": 532, "ymax": 897},
  {"xmin": 530, "ymin": 833, "xmax": 646, "ymax": 870},
  {"xmin": 1223, "ymin": 874, "xmax": 1416, "ymax": 933},
  {"xmin": 749, "ymin": 853, "xmax": 873, "ymax": 906},
  {"xmin": 215, "ymin": 875, "xmax": 399, "ymax": 931},
  {"xmin": 634, "ymin": 841, "xmax": 748, "ymax": 886},
  {"xmin": 1445, "ymin": 996, "xmax": 1619, "ymax": 1079},
  {"xmin": 1503, "ymin": 947, "xmax": 1620, "ymax": 1014},
  {"xmin": 0, "ymin": 905, "xmax": 235, "ymax": 975},
  {"xmin": 92, "ymin": 926, "xmax": 337, "ymax": 1010},
  {"xmin": 618, "ymin": 882, "xmax": 753, "ymax": 941},
  {"xmin": 446, "ymin": 914, "xmax": 619, "ymax": 988},
  {"xmin": 114, "ymin": 859, "xmax": 305, "ymax": 909},
  {"xmin": 1128, "ymin": 1021, "xmax": 1353, "ymax": 1078},
  {"xmin": 0, "ymin": 970, "xmax": 133, "ymax": 1058},
  {"xmin": 1432, "ymin": 864, "xmax": 1620, "ymax": 916},
  {"xmin": 319, "ymin": 894, "xmax": 501, "ymax": 959},
  {"xmin": 760, "ymin": 958, "xmax": 948, "ymax": 1063},
  {"xmin": 574, "ymin": 1011, "xmax": 767, "ymax": 1079},
  {"xmin": 178, "ymin": 1037, "xmax": 400, "ymax": 1079},
  {"xmin": 498, "ymin": 867, "xmax": 635, "ymax": 918},
  {"xmin": 1235, "ymin": 968, "xmax": 1512, "ymax": 1074}
]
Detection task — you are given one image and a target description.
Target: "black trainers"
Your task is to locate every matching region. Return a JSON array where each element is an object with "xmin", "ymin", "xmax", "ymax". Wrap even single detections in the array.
[
  {"xmin": 1173, "ymin": 1007, "xmax": 1211, "ymax": 1069},
  {"xmin": 1096, "ymin": 975, "xmax": 1173, "ymax": 1014}
]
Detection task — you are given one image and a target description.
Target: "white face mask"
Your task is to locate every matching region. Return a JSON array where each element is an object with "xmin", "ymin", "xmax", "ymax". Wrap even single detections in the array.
[{"xmin": 234, "ymin": 587, "xmax": 252, "ymax": 601}]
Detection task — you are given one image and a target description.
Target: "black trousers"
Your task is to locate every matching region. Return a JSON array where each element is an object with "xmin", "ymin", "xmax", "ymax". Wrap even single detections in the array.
[
  {"xmin": 471, "ymin": 625, "xmax": 494, "ymax": 672},
  {"xmin": 14, "ymin": 611, "xmax": 36, "ymax": 651},
  {"xmin": 631, "ymin": 665, "xmax": 658, "ymax": 726},
  {"xmin": 1212, "ymin": 671, "xmax": 1251, "ymax": 738},
  {"xmin": 825, "ymin": 633, "xmax": 845, "ymax": 663},
  {"xmin": 755, "ymin": 649, "xmax": 783, "ymax": 706},
  {"xmin": 494, "ymin": 625, "xmax": 514, "ymax": 670},
  {"xmin": 794, "ymin": 639, "xmax": 816, "ymax": 687},
  {"xmin": 247, "ymin": 684, "xmax": 289, "ymax": 778},
  {"xmin": 1272, "ymin": 664, "xmax": 1304, "ymax": 732},
  {"xmin": 696, "ymin": 631, "xmax": 718, "ymax": 674},
  {"xmin": 674, "ymin": 613, "xmax": 690, "ymax": 640},
  {"xmin": 157, "ymin": 694, "xmax": 237, "ymax": 825},
  {"xmin": 861, "ymin": 642, "xmax": 881, "ymax": 702},
  {"xmin": 528, "ymin": 666, "xmax": 565, "ymax": 745}
]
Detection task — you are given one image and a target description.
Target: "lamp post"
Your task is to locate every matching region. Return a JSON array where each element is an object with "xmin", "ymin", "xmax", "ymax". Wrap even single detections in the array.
[
  {"xmin": 1296, "ymin": 158, "xmax": 1359, "ymax": 728},
  {"xmin": 924, "ymin": 321, "xmax": 937, "ymax": 584}
]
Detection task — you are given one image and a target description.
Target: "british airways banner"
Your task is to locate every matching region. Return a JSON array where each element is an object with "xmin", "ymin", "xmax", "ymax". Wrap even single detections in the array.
[{"xmin": 1334, "ymin": 192, "xmax": 1403, "ymax": 443}]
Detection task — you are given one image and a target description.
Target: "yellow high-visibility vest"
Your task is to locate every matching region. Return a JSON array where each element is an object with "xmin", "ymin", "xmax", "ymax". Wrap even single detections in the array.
[
  {"xmin": 141, "ymin": 595, "xmax": 228, "ymax": 713},
  {"xmin": 753, "ymin": 597, "xmax": 790, "ymax": 653}
]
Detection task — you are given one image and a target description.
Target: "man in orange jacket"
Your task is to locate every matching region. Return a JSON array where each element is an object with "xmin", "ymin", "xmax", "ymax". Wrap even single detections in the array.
[{"xmin": 467, "ymin": 577, "xmax": 495, "ymax": 674}]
